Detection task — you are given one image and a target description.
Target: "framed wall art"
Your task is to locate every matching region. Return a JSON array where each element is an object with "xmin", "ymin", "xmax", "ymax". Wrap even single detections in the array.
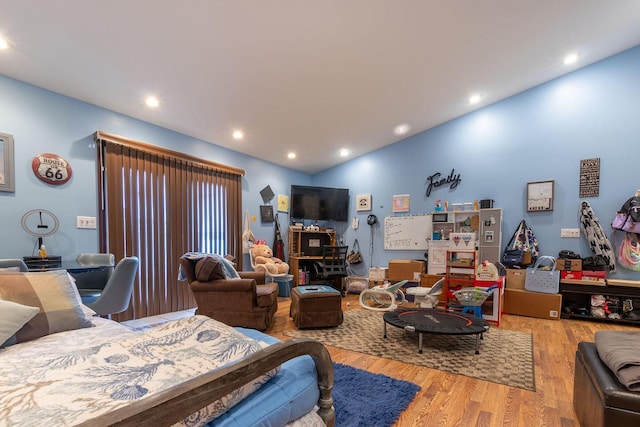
[
  {"xmin": 0, "ymin": 132, "xmax": 15, "ymax": 193},
  {"xmin": 356, "ymin": 194, "xmax": 371, "ymax": 211},
  {"xmin": 527, "ymin": 180, "xmax": 554, "ymax": 212},
  {"xmin": 260, "ymin": 205, "xmax": 274, "ymax": 223},
  {"xmin": 277, "ymin": 194, "xmax": 289, "ymax": 212},
  {"xmin": 392, "ymin": 194, "xmax": 410, "ymax": 213}
]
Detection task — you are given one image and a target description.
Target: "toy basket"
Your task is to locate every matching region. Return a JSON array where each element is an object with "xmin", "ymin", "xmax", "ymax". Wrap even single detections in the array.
[{"xmin": 453, "ymin": 286, "xmax": 497, "ymax": 306}]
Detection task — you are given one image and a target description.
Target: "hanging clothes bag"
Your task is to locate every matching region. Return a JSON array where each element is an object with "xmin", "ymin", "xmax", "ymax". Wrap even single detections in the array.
[{"xmin": 242, "ymin": 209, "xmax": 255, "ymax": 254}]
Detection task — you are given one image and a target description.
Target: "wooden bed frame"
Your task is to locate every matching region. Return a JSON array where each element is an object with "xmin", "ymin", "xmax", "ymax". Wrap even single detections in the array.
[{"xmin": 79, "ymin": 338, "xmax": 335, "ymax": 427}]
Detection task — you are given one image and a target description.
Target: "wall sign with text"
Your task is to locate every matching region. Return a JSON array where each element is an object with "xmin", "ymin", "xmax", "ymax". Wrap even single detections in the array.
[
  {"xmin": 425, "ymin": 169, "xmax": 461, "ymax": 197},
  {"xmin": 32, "ymin": 153, "xmax": 73, "ymax": 185},
  {"xmin": 579, "ymin": 157, "xmax": 600, "ymax": 198}
]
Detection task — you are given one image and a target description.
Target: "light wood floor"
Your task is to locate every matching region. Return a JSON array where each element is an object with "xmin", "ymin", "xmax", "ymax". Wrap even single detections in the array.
[{"xmin": 266, "ymin": 293, "xmax": 638, "ymax": 427}]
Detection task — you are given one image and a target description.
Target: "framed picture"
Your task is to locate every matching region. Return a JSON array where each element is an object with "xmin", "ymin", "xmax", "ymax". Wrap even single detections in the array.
[
  {"xmin": 392, "ymin": 194, "xmax": 410, "ymax": 213},
  {"xmin": 356, "ymin": 194, "xmax": 371, "ymax": 211},
  {"xmin": 527, "ymin": 180, "xmax": 554, "ymax": 212},
  {"xmin": 260, "ymin": 205, "xmax": 274, "ymax": 223},
  {"xmin": 277, "ymin": 194, "xmax": 289, "ymax": 212},
  {"xmin": 0, "ymin": 132, "xmax": 15, "ymax": 193}
]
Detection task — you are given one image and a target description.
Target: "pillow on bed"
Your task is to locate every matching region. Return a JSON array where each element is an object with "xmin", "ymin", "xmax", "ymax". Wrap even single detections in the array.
[
  {"xmin": 0, "ymin": 270, "xmax": 93, "ymax": 346},
  {"xmin": 0, "ymin": 299, "xmax": 40, "ymax": 346},
  {"xmin": 64, "ymin": 272, "xmax": 97, "ymax": 318}
]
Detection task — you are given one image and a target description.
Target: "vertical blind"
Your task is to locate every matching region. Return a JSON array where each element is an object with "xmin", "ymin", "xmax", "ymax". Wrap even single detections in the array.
[{"xmin": 94, "ymin": 131, "xmax": 244, "ymax": 321}]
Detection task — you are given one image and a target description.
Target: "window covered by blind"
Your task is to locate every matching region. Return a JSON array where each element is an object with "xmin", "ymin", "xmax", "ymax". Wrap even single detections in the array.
[{"xmin": 94, "ymin": 131, "xmax": 244, "ymax": 321}]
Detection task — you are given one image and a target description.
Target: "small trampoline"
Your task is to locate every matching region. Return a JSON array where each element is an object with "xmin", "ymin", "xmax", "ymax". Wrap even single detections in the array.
[{"xmin": 383, "ymin": 307, "xmax": 489, "ymax": 354}]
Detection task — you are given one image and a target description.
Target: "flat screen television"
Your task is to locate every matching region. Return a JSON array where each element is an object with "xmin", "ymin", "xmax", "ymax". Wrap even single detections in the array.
[{"xmin": 290, "ymin": 185, "xmax": 349, "ymax": 222}]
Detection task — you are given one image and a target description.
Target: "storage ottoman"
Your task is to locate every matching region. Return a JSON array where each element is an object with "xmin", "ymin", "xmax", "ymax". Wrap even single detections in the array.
[
  {"xmin": 574, "ymin": 342, "xmax": 640, "ymax": 427},
  {"xmin": 290, "ymin": 285, "xmax": 343, "ymax": 328}
]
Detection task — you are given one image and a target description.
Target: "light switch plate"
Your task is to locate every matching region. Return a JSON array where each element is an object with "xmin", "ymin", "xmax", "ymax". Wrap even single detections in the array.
[
  {"xmin": 560, "ymin": 228, "xmax": 580, "ymax": 238},
  {"xmin": 77, "ymin": 216, "xmax": 96, "ymax": 229}
]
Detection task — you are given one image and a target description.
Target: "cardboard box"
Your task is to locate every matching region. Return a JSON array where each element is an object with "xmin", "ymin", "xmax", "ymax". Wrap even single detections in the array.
[
  {"xmin": 506, "ymin": 269, "xmax": 526, "ymax": 289},
  {"xmin": 582, "ymin": 270, "xmax": 606, "ymax": 282},
  {"xmin": 368, "ymin": 267, "xmax": 388, "ymax": 281},
  {"xmin": 503, "ymin": 288, "xmax": 562, "ymax": 320},
  {"xmin": 388, "ymin": 260, "xmax": 426, "ymax": 281},
  {"xmin": 556, "ymin": 259, "xmax": 582, "ymax": 271},
  {"xmin": 419, "ymin": 273, "xmax": 445, "ymax": 288}
]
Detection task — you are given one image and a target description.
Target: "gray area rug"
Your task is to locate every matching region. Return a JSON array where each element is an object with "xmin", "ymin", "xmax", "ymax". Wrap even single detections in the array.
[{"xmin": 285, "ymin": 309, "xmax": 535, "ymax": 391}]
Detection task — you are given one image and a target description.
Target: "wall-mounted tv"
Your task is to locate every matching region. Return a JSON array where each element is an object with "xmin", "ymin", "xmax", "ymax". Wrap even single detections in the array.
[{"xmin": 290, "ymin": 185, "xmax": 349, "ymax": 222}]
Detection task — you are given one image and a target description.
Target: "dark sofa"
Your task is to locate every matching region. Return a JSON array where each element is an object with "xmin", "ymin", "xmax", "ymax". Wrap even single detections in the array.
[{"xmin": 574, "ymin": 341, "xmax": 640, "ymax": 426}]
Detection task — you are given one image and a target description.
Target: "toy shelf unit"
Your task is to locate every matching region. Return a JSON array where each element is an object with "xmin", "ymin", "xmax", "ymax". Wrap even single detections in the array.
[
  {"xmin": 427, "ymin": 208, "xmax": 502, "ymax": 275},
  {"xmin": 444, "ymin": 249, "xmax": 477, "ymax": 308},
  {"xmin": 560, "ymin": 280, "xmax": 640, "ymax": 325},
  {"xmin": 430, "ymin": 210, "xmax": 480, "ymax": 242},
  {"xmin": 443, "ymin": 250, "xmax": 504, "ymax": 326}
]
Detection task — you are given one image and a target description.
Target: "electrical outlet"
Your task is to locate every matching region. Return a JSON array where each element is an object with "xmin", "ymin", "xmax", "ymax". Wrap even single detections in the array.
[
  {"xmin": 77, "ymin": 216, "xmax": 96, "ymax": 229},
  {"xmin": 560, "ymin": 228, "xmax": 580, "ymax": 238}
]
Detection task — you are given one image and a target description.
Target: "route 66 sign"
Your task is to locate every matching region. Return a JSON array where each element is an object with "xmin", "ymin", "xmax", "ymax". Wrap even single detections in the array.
[{"xmin": 31, "ymin": 153, "xmax": 73, "ymax": 185}]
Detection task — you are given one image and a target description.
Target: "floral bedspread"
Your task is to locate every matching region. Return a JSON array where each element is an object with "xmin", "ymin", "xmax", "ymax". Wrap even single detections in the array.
[{"xmin": 0, "ymin": 315, "xmax": 277, "ymax": 427}]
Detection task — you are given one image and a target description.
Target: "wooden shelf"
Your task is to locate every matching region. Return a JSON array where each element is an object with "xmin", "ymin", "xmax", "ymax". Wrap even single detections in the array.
[
  {"xmin": 560, "ymin": 282, "xmax": 640, "ymax": 326},
  {"xmin": 444, "ymin": 250, "xmax": 476, "ymax": 310},
  {"xmin": 288, "ymin": 227, "xmax": 336, "ymax": 286}
]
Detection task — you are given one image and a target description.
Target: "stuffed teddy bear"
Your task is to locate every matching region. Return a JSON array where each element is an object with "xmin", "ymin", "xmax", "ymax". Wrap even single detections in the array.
[{"xmin": 250, "ymin": 243, "xmax": 289, "ymax": 275}]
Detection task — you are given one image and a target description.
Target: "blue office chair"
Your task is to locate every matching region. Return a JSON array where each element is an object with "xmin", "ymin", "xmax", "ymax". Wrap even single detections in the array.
[
  {"xmin": 0, "ymin": 259, "xmax": 29, "ymax": 272},
  {"xmin": 87, "ymin": 256, "xmax": 139, "ymax": 318},
  {"xmin": 75, "ymin": 253, "xmax": 116, "ymax": 304}
]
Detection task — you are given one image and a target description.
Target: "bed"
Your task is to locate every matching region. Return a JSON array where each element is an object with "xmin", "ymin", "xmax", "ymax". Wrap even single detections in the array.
[{"xmin": 0, "ymin": 269, "xmax": 335, "ymax": 426}]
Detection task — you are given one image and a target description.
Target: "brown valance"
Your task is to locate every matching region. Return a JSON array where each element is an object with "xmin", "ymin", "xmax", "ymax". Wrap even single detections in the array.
[{"xmin": 94, "ymin": 130, "xmax": 245, "ymax": 177}]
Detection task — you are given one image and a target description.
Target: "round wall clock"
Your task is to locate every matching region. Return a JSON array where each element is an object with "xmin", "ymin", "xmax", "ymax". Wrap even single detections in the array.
[
  {"xmin": 21, "ymin": 209, "xmax": 60, "ymax": 250},
  {"xmin": 31, "ymin": 153, "xmax": 73, "ymax": 185}
]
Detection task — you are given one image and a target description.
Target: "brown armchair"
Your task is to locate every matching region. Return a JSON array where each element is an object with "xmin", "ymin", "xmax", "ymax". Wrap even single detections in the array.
[{"xmin": 179, "ymin": 257, "xmax": 278, "ymax": 330}]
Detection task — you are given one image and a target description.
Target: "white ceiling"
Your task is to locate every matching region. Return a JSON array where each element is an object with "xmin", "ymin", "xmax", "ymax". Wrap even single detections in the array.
[{"xmin": 2, "ymin": 1, "xmax": 640, "ymax": 174}]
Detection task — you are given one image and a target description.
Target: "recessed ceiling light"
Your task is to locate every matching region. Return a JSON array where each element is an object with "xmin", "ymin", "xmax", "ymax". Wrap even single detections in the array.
[
  {"xmin": 338, "ymin": 148, "xmax": 350, "ymax": 157},
  {"xmin": 468, "ymin": 94, "xmax": 482, "ymax": 105},
  {"xmin": 232, "ymin": 130, "xmax": 244, "ymax": 140},
  {"xmin": 394, "ymin": 124, "xmax": 410, "ymax": 135},
  {"xmin": 0, "ymin": 37, "xmax": 10, "ymax": 50},
  {"xmin": 563, "ymin": 52, "xmax": 579, "ymax": 65},
  {"xmin": 287, "ymin": 152, "xmax": 296, "ymax": 159},
  {"xmin": 145, "ymin": 96, "xmax": 159, "ymax": 108}
]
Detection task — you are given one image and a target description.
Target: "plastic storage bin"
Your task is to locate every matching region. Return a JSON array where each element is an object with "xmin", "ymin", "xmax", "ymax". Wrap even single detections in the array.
[{"xmin": 274, "ymin": 274, "xmax": 293, "ymax": 297}]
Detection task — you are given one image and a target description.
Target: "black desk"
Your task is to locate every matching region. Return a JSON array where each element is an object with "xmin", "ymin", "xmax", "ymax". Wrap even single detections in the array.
[{"xmin": 23, "ymin": 258, "xmax": 114, "ymax": 293}]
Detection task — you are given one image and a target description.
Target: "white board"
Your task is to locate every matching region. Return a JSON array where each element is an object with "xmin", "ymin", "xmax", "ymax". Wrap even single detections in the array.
[{"xmin": 383, "ymin": 214, "xmax": 430, "ymax": 250}]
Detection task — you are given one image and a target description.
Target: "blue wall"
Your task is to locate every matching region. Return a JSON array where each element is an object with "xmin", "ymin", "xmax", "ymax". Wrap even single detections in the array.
[
  {"xmin": 0, "ymin": 75, "xmax": 308, "ymax": 265},
  {"xmin": 2, "ymin": 44, "xmax": 639, "ymax": 281},
  {"xmin": 313, "ymin": 45, "xmax": 640, "ymax": 280}
]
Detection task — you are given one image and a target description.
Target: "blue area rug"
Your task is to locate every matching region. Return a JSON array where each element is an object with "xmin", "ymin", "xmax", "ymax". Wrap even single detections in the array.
[{"xmin": 333, "ymin": 362, "xmax": 420, "ymax": 427}]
